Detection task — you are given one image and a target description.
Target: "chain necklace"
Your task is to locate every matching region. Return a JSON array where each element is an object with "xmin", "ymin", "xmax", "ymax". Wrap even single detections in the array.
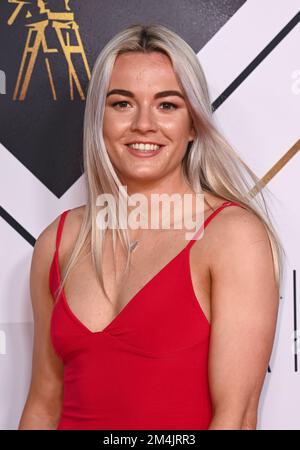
[
  {"xmin": 128, "ymin": 187, "xmax": 198, "ymax": 253},
  {"xmin": 129, "ymin": 240, "xmax": 139, "ymax": 252}
]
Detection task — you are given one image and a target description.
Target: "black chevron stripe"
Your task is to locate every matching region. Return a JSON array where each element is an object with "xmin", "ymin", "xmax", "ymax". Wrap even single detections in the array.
[
  {"xmin": 212, "ymin": 11, "xmax": 300, "ymax": 111},
  {"xmin": 0, "ymin": 205, "xmax": 36, "ymax": 246}
]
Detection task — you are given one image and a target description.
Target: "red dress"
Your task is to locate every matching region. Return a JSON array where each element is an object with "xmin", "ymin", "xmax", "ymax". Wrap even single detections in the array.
[{"xmin": 49, "ymin": 200, "xmax": 245, "ymax": 429}]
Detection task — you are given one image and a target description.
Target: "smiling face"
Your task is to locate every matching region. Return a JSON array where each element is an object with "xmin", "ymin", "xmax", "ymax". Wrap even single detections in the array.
[{"xmin": 103, "ymin": 51, "xmax": 196, "ymax": 190}]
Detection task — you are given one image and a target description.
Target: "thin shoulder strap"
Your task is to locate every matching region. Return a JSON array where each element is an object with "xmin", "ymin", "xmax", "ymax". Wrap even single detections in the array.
[
  {"xmin": 186, "ymin": 200, "xmax": 247, "ymax": 250},
  {"xmin": 55, "ymin": 210, "xmax": 70, "ymax": 252}
]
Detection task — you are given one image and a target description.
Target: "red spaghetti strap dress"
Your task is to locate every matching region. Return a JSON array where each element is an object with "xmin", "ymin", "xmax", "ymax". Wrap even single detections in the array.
[{"xmin": 49, "ymin": 200, "xmax": 246, "ymax": 429}]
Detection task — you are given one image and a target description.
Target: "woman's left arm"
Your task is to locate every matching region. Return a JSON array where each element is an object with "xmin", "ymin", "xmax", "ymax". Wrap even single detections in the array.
[{"xmin": 207, "ymin": 207, "xmax": 280, "ymax": 430}]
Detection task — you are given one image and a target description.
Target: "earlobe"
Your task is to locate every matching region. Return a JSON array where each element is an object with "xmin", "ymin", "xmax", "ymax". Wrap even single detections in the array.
[{"xmin": 189, "ymin": 127, "xmax": 196, "ymax": 142}]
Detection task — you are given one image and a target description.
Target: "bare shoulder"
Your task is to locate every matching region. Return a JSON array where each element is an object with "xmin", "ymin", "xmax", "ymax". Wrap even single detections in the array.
[
  {"xmin": 209, "ymin": 203, "xmax": 270, "ymax": 252},
  {"xmin": 205, "ymin": 201, "xmax": 276, "ymax": 288},
  {"xmin": 31, "ymin": 214, "xmax": 61, "ymax": 280},
  {"xmin": 33, "ymin": 205, "xmax": 85, "ymax": 258},
  {"xmin": 31, "ymin": 205, "xmax": 87, "ymax": 286},
  {"xmin": 203, "ymin": 192, "xmax": 269, "ymax": 244},
  {"xmin": 53, "ymin": 205, "xmax": 86, "ymax": 259}
]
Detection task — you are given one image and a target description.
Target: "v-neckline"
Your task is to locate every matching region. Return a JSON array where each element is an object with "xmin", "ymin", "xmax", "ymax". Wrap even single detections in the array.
[
  {"xmin": 55, "ymin": 234, "xmax": 194, "ymax": 336},
  {"xmin": 54, "ymin": 201, "xmax": 235, "ymax": 336}
]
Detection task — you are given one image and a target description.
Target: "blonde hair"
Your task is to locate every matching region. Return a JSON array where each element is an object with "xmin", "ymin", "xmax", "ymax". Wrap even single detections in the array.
[{"xmin": 54, "ymin": 22, "xmax": 285, "ymax": 303}]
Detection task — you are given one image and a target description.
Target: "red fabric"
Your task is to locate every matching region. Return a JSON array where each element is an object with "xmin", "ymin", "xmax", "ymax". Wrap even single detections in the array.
[{"xmin": 49, "ymin": 201, "xmax": 245, "ymax": 429}]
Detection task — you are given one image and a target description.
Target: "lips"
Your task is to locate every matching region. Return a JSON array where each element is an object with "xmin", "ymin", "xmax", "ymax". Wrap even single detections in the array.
[
  {"xmin": 126, "ymin": 142, "xmax": 163, "ymax": 147},
  {"xmin": 125, "ymin": 143, "xmax": 164, "ymax": 158},
  {"xmin": 125, "ymin": 142, "xmax": 165, "ymax": 146}
]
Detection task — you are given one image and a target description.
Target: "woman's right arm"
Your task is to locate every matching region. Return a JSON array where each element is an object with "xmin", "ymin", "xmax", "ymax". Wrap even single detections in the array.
[{"xmin": 18, "ymin": 216, "xmax": 64, "ymax": 430}]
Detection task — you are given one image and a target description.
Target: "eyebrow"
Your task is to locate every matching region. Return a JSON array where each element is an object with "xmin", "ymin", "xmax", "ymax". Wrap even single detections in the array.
[{"xmin": 106, "ymin": 89, "xmax": 185, "ymax": 100}]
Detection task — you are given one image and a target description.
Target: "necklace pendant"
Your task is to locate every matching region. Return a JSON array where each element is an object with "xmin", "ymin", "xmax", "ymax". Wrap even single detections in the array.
[{"xmin": 129, "ymin": 240, "xmax": 139, "ymax": 252}]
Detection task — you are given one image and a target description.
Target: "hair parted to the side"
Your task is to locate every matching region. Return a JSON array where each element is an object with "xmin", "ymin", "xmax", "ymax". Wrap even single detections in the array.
[{"xmin": 53, "ymin": 22, "xmax": 285, "ymax": 304}]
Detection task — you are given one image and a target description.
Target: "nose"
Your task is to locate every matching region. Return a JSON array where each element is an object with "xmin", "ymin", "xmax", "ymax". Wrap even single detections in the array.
[{"xmin": 130, "ymin": 103, "xmax": 158, "ymax": 132}]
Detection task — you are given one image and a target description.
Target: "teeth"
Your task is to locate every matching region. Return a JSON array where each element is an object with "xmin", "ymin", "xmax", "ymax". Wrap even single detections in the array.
[{"xmin": 127, "ymin": 143, "xmax": 161, "ymax": 151}]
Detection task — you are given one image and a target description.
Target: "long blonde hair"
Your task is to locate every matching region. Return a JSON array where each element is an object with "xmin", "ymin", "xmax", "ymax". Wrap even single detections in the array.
[{"xmin": 54, "ymin": 22, "xmax": 285, "ymax": 303}]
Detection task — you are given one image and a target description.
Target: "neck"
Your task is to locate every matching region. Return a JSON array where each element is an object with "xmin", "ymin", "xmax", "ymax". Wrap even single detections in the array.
[{"xmin": 121, "ymin": 168, "xmax": 195, "ymax": 200}]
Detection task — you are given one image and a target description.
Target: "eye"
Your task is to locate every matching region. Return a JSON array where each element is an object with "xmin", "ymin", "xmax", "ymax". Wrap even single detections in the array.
[
  {"xmin": 111, "ymin": 101, "xmax": 130, "ymax": 109},
  {"xmin": 159, "ymin": 102, "xmax": 177, "ymax": 110}
]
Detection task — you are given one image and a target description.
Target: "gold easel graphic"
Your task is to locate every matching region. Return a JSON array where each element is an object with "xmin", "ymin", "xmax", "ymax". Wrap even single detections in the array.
[{"xmin": 7, "ymin": 0, "xmax": 91, "ymax": 100}]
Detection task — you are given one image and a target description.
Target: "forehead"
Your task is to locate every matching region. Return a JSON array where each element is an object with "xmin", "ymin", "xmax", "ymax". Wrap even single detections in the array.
[{"xmin": 109, "ymin": 52, "xmax": 181, "ymax": 89}]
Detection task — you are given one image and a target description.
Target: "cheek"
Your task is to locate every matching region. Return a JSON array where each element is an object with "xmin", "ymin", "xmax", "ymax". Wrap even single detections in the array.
[
  {"xmin": 102, "ymin": 115, "xmax": 110, "ymax": 142},
  {"xmin": 162, "ymin": 116, "xmax": 191, "ymax": 137},
  {"xmin": 103, "ymin": 119, "xmax": 119, "ymax": 150},
  {"xmin": 103, "ymin": 108, "xmax": 118, "ymax": 135},
  {"xmin": 103, "ymin": 115, "xmax": 127, "ymax": 143}
]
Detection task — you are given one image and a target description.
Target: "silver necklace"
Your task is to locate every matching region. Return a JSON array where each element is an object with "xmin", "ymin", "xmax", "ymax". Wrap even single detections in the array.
[{"xmin": 129, "ymin": 240, "xmax": 139, "ymax": 252}]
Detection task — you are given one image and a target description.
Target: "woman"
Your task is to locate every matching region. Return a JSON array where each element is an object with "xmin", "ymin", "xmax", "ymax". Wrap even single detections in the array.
[{"xmin": 19, "ymin": 23, "xmax": 284, "ymax": 430}]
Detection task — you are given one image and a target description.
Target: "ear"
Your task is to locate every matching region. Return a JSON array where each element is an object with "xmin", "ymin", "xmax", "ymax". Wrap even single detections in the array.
[{"xmin": 188, "ymin": 125, "xmax": 196, "ymax": 142}]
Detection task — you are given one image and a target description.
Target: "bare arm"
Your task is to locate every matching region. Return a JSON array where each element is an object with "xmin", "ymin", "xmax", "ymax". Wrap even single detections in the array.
[
  {"xmin": 207, "ymin": 208, "xmax": 279, "ymax": 430},
  {"xmin": 18, "ymin": 216, "xmax": 64, "ymax": 430}
]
